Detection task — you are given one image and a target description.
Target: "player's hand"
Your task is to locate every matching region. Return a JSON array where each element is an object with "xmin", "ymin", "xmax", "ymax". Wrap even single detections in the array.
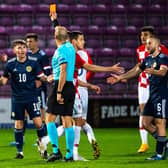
[
  {"xmin": 0, "ymin": 53, "xmax": 8, "ymax": 62},
  {"xmin": 35, "ymin": 80, "xmax": 42, "ymax": 88},
  {"xmin": 111, "ymin": 63, "xmax": 125, "ymax": 74},
  {"xmin": 110, "ymin": 73, "xmax": 127, "ymax": 83},
  {"xmin": 49, "ymin": 12, "xmax": 57, "ymax": 21},
  {"xmin": 90, "ymin": 84, "xmax": 101, "ymax": 94},
  {"xmin": 47, "ymin": 74, "xmax": 54, "ymax": 83},
  {"xmin": 106, "ymin": 74, "xmax": 121, "ymax": 84},
  {"xmin": 57, "ymin": 93, "xmax": 64, "ymax": 104},
  {"xmin": 144, "ymin": 68, "xmax": 154, "ymax": 75}
]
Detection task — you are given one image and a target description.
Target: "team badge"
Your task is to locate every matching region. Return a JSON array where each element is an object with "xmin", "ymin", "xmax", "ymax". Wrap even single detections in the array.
[
  {"xmin": 152, "ymin": 62, "xmax": 157, "ymax": 68},
  {"xmin": 26, "ymin": 66, "xmax": 32, "ymax": 72}
]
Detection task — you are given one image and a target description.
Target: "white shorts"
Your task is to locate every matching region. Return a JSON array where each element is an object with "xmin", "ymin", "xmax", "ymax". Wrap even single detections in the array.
[
  {"xmin": 138, "ymin": 84, "xmax": 149, "ymax": 104},
  {"xmin": 73, "ymin": 93, "xmax": 83, "ymax": 118},
  {"xmin": 78, "ymin": 87, "xmax": 88, "ymax": 120}
]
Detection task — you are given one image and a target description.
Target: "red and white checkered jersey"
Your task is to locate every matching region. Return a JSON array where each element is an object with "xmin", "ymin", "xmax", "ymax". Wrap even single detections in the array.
[{"xmin": 136, "ymin": 44, "xmax": 168, "ymax": 88}]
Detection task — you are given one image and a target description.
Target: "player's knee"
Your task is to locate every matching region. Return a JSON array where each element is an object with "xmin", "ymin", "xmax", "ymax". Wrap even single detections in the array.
[
  {"xmin": 15, "ymin": 120, "xmax": 23, "ymax": 129},
  {"xmin": 63, "ymin": 116, "xmax": 73, "ymax": 128}
]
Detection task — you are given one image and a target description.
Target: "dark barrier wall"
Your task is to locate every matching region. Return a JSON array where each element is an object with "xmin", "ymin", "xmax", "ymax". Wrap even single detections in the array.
[{"xmin": 88, "ymin": 99, "xmax": 139, "ymax": 128}]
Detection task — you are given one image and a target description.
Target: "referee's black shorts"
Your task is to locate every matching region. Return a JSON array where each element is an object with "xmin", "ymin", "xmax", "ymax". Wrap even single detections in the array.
[{"xmin": 46, "ymin": 81, "xmax": 75, "ymax": 116}]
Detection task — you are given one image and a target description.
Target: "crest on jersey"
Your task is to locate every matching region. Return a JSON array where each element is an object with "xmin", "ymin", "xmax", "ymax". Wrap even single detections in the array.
[
  {"xmin": 152, "ymin": 62, "xmax": 157, "ymax": 68},
  {"xmin": 26, "ymin": 66, "xmax": 32, "ymax": 72}
]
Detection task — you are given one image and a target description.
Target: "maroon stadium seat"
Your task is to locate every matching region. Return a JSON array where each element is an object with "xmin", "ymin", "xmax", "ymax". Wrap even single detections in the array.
[{"xmin": 0, "ymin": 16, "xmax": 14, "ymax": 26}]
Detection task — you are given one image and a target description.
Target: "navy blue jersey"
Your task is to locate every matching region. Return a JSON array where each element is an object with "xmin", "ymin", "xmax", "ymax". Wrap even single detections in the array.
[
  {"xmin": 27, "ymin": 49, "xmax": 51, "ymax": 76},
  {"xmin": 139, "ymin": 53, "xmax": 168, "ymax": 100},
  {"xmin": 3, "ymin": 56, "xmax": 43, "ymax": 102}
]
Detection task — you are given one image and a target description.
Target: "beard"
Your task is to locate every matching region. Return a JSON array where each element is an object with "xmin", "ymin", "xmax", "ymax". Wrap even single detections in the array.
[{"xmin": 148, "ymin": 48, "xmax": 155, "ymax": 54}]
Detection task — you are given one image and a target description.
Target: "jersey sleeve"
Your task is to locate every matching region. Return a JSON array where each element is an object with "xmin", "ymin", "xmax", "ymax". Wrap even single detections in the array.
[
  {"xmin": 160, "ymin": 55, "xmax": 168, "ymax": 68},
  {"xmin": 3, "ymin": 62, "xmax": 10, "ymax": 78},
  {"xmin": 40, "ymin": 53, "xmax": 51, "ymax": 76},
  {"xmin": 57, "ymin": 49, "xmax": 67, "ymax": 65},
  {"xmin": 34, "ymin": 61, "xmax": 44, "ymax": 78},
  {"xmin": 86, "ymin": 52, "xmax": 94, "ymax": 81},
  {"xmin": 76, "ymin": 53, "xmax": 86, "ymax": 69},
  {"xmin": 139, "ymin": 58, "xmax": 146, "ymax": 71},
  {"xmin": 160, "ymin": 44, "xmax": 168, "ymax": 56}
]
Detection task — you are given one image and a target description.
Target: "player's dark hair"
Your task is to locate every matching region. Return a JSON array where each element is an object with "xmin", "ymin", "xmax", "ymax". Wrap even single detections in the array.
[
  {"xmin": 12, "ymin": 39, "xmax": 27, "ymax": 48},
  {"xmin": 69, "ymin": 31, "xmax": 83, "ymax": 42},
  {"xmin": 140, "ymin": 26, "xmax": 155, "ymax": 35},
  {"xmin": 25, "ymin": 33, "xmax": 38, "ymax": 41}
]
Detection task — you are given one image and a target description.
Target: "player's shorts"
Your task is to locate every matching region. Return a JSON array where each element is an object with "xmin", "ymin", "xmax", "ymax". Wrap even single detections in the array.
[
  {"xmin": 73, "ymin": 93, "xmax": 83, "ymax": 118},
  {"xmin": 37, "ymin": 85, "xmax": 47, "ymax": 109},
  {"xmin": 46, "ymin": 81, "xmax": 75, "ymax": 116},
  {"xmin": 143, "ymin": 95, "xmax": 168, "ymax": 119},
  {"xmin": 11, "ymin": 97, "xmax": 41, "ymax": 120},
  {"xmin": 78, "ymin": 87, "xmax": 88, "ymax": 120},
  {"xmin": 138, "ymin": 84, "xmax": 149, "ymax": 104}
]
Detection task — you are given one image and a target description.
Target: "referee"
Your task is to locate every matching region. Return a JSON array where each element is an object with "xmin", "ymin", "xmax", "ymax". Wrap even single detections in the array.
[{"xmin": 46, "ymin": 26, "xmax": 76, "ymax": 162}]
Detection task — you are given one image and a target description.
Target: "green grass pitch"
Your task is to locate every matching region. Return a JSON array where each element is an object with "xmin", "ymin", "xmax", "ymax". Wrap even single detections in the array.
[{"xmin": 0, "ymin": 128, "xmax": 167, "ymax": 168}]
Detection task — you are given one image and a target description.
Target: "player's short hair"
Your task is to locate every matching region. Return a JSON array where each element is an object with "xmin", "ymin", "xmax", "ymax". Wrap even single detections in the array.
[
  {"xmin": 25, "ymin": 33, "xmax": 38, "ymax": 41},
  {"xmin": 140, "ymin": 26, "xmax": 155, "ymax": 35},
  {"xmin": 69, "ymin": 31, "xmax": 83, "ymax": 41},
  {"xmin": 12, "ymin": 39, "xmax": 27, "ymax": 48}
]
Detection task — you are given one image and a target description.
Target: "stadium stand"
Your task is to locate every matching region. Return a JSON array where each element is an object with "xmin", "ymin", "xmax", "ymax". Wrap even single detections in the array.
[{"xmin": 0, "ymin": 0, "xmax": 167, "ymax": 99}]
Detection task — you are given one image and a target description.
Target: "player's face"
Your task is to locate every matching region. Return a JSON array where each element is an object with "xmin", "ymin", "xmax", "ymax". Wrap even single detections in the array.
[
  {"xmin": 146, "ymin": 38, "xmax": 156, "ymax": 54},
  {"xmin": 13, "ymin": 44, "xmax": 27, "ymax": 59},
  {"xmin": 140, "ymin": 31, "xmax": 152, "ymax": 44},
  {"xmin": 26, "ymin": 38, "xmax": 38, "ymax": 50},
  {"xmin": 76, "ymin": 35, "xmax": 85, "ymax": 50}
]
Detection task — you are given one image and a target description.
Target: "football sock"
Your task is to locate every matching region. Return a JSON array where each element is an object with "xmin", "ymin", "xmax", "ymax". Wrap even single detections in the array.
[
  {"xmin": 23, "ymin": 118, "xmax": 27, "ymax": 136},
  {"xmin": 82, "ymin": 123, "xmax": 96, "ymax": 144},
  {"xmin": 74, "ymin": 126, "xmax": 81, "ymax": 155},
  {"xmin": 14, "ymin": 128, "xmax": 23, "ymax": 152},
  {"xmin": 156, "ymin": 136, "xmax": 166, "ymax": 155},
  {"xmin": 37, "ymin": 124, "xmax": 47, "ymax": 138},
  {"xmin": 139, "ymin": 116, "xmax": 148, "ymax": 144},
  {"xmin": 65, "ymin": 127, "xmax": 74, "ymax": 158},
  {"xmin": 152, "ymin": 131, "xmax": 158, "ymax": 139},
  {"xmin": 47, "ymin": 122, "xmax": 59, "ymax": 154}
]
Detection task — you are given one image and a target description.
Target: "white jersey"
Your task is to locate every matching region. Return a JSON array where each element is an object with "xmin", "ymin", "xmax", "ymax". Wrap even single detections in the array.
[{"xmin": 77, "ymin": 50, "xmax": 91, "ymax": 119}]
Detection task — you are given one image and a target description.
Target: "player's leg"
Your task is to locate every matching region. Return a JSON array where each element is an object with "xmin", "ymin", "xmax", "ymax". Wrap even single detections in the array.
[
  {"xmin": 45, "ymin": 83, "xmax": 63, "ymax": 162},
  {"xmin": 79, "ymin": 88, "xmax": 100, "ymax": 159},
  {"xmin": 63, "ymin": 115, "xmax": 75, "ymax": 161},
  {"xmin": 72, "ymin": 93, "xmax": 83, "ymax": 160},
  {"xmin": 147, "ymin": 118, "xmax": 166, "ymax": 160},
  {"xmin": 27, "ymin": 100, "xmax": 48, "ymax": 159},
  {"xmin": 146, "ymin": 98, "xmax": 167, "ymax": 160},
  {"xmin": 12, "ymin": 102, "xmax": 25, "ymax": 159},
  {"xmin": 63, "ymin": 83, "xmax": 75, "ymax": 161},
  {"xmin": 138, "ymin": 86, "xmax": 149, "ymax": 153}
]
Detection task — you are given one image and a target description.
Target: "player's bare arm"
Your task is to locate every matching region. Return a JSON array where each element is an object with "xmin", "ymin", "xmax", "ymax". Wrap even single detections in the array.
[
  {"xmin": 145, "ymin": 65, "xmax": 168, "ymax": 77},
  {"xmin": 83, "ymin": 62, "xmax": 124, "ymax": 74},
  {"xmin": 78, "ymin": 79, "xmax": 101, "ymax": 94},
  {"xmin": 107, "ymin": 64, "xmax": 142, "ymax": 84},
  {"xmin": 57, "ymin": 63, "xmax": 67, "ymax": 104}
]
